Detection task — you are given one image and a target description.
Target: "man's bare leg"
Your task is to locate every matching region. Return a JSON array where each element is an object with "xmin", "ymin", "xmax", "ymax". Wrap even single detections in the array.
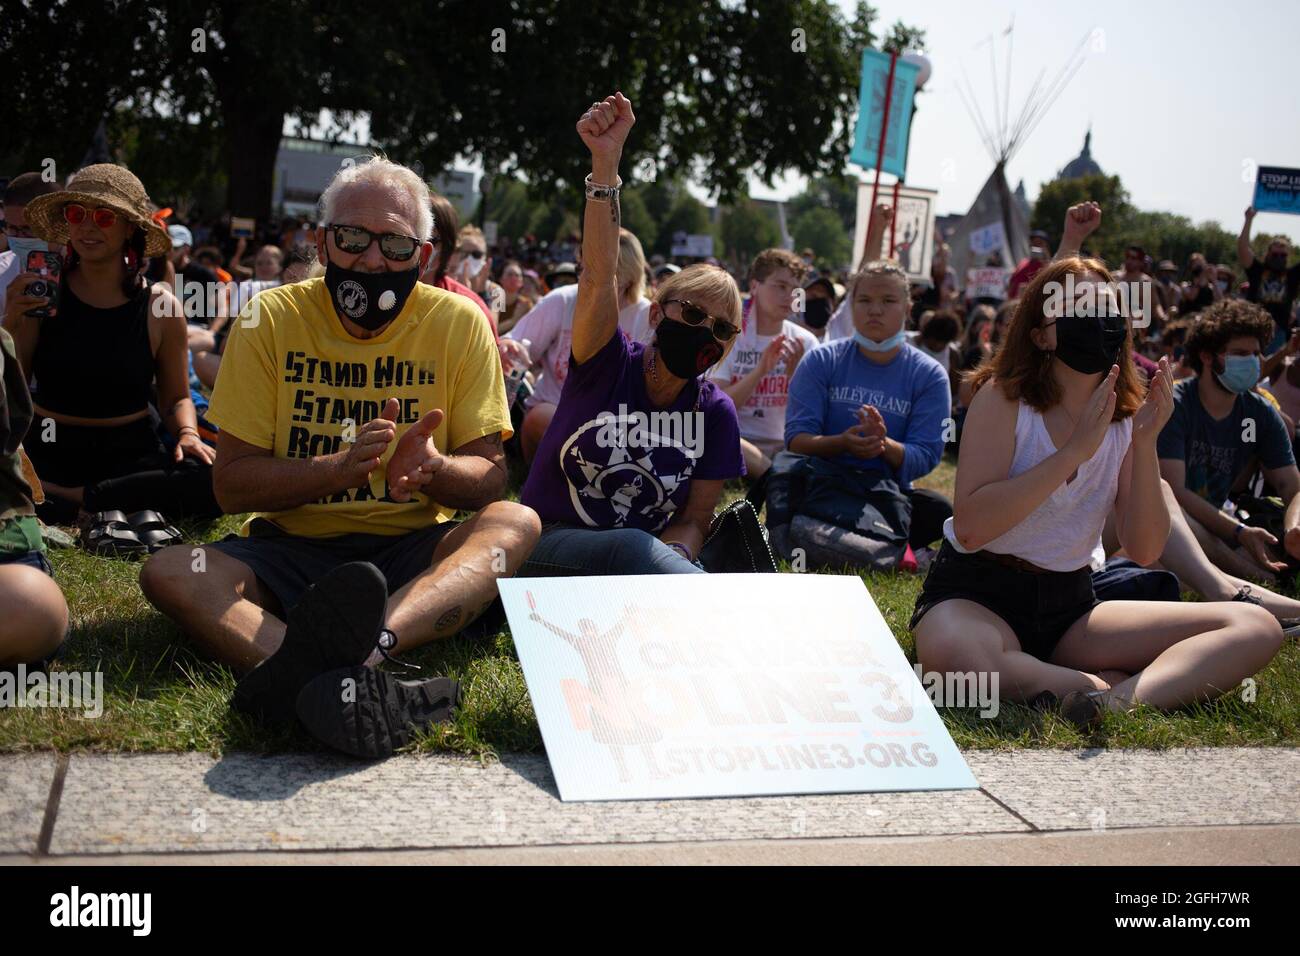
[
  {"xmin": 140, "ymin": 544, "xmax": 285, "ymax": 672},
  {"xmin": 384, "ymin": 500, "xmax": 540, "ymax": 652}
]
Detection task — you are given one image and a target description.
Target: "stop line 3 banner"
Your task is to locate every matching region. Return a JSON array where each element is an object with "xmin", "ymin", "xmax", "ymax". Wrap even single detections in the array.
[{"xmin": 499, "ymin": 574, "xmax": 977, "ymax": 802}]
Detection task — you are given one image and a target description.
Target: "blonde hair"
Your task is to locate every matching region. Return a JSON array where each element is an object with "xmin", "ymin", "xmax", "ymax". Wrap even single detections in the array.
[
  {"xmin": 653, "ymin": 264, "xmax": 742, "ymax": 328},
  {"xmin": 319, "ymin": 156, "xmax": 432, "ymax": 242},
  {"xmin": 457, "ymin": 224, "xmax": 486, "ymax": 247},
  {"xmin": 617, "ymin": 228, "xmax": 648, "ymax": 304},
  {"xmin": 849, "ymin": 258, "xmax": 909, "ymax": 299}
]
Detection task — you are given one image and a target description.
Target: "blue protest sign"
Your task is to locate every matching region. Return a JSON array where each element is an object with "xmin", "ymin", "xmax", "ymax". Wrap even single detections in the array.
[{"xmin": 1254, "ymin": 166, "xmax": 1300, "ymax": 216}]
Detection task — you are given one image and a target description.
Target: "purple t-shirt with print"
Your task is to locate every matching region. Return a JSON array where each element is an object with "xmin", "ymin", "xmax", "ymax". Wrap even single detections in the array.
[{"xmin": 521, "ymin": 330, "xmax": 745, "ymax": 533}]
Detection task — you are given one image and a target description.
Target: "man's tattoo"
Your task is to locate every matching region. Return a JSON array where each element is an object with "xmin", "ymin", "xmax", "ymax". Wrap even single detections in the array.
[
  {"xmin": 435, "ymin": 605, "xmax": 463, "ymax": 632},
  {"xmin": 483, "ymin": 432, "xmax": 502, "ymax": 448}
]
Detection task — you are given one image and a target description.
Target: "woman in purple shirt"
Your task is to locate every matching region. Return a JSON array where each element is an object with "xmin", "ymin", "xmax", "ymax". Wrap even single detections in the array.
[{"xmin": 519, "ymin": 93, "xmax": 745, "ymax": 576}]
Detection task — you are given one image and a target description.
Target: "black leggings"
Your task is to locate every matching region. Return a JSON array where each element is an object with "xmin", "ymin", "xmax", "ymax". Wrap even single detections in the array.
[{"xmin": 24, "ymin": 416, "xmax": 220, "ymax": 523}]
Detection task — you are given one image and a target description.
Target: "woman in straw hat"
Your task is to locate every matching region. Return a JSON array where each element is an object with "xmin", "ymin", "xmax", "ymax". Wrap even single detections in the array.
[{"xmin": 7, "ymin": 163, "xmax": 220, "ymax": 534}]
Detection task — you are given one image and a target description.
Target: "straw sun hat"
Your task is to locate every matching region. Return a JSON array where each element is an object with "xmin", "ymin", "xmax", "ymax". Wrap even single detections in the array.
[{"xmin": 25, "ymin": 164, "xmax": 171, "ymax": 257}]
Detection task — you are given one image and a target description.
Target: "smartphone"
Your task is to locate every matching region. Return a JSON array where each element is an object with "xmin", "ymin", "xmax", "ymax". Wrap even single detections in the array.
[
  {"xmin": 231, "ymin": 216, "xmax": 255, "ymax": 239},
  {"xmin": 24, "ymin": 249, "xmax": 63, "ymax": 319}
]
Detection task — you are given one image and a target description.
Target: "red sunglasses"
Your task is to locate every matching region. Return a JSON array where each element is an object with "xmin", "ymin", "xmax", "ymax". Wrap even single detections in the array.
[{"xmin": 62, "ymin": 204, "xmax": 119, "ymax": 229}]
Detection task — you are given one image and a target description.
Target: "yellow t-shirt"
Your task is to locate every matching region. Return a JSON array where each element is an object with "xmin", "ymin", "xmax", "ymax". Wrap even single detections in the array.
[{"xmin": 208, "ymin": 278, "xmax": 511, "ymax": 538}]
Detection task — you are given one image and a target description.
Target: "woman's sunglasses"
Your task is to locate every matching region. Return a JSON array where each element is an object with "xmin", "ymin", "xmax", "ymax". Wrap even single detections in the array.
[
  {"xmin": 329, "ymin": 224, "xmax": 425, "ymax": 262},
  {"xmin": 663, "ymin": 298, "xmax": 739, "ymax": 343},
  {"xmin": 63, "ymin": 204, "xmax": 119, "ymax": 229}
]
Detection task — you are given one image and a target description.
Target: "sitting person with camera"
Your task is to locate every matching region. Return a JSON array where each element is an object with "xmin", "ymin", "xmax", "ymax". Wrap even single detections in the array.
[
  {"xmin": 517, "ymin": 93, "xmax": 744, "ymax": 577},
  {"xmin": 4, "ymin": 165, "xmax": 220, "ymax": 536}
]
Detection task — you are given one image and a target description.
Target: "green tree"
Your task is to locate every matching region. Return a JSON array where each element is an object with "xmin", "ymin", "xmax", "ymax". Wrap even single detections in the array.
[
  {"xmin": 619, "ymin": 189, "xmax": 658, "ymax": 253},
  {"xmin": 1031, "ymin": 173, "xmax": 1134, "ymax": 258},
  {"xmin": 721, "ymin": 200, "xmax": 781, "ymax": 264},
  {"xmin": 659, "ymin": 194, "xmax": 716, "ymax": 258},
  {"xmin": 0, "ymin": 1, "xmax": 923, "ymax": 220},
  {"xmin": 787, "ymin": 173, "xmax": 859, "ymax": 235},
  {"xmin": 792, "ymin": 207, "xmax": 851, "ymax": 268}
]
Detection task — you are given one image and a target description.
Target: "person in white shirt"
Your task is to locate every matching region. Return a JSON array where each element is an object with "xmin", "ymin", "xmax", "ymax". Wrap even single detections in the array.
[
  {"xmin": 500, "ymin": 228, "xmax": 651, "ymax": 464},
  {"xmin": 708, "ymin": 248, "xmax": 818, "ymax": 479}
]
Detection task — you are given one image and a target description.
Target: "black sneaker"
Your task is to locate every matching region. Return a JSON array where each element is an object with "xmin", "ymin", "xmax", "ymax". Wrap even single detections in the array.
[
  {"xmin": 1059, "ymin": 689, "xmax": 1106, "ymax": 731},
  {"xmin": 295, "ymin": 665, "xmax": 460, "ymax": 759},
  {"xmin": 1027, "ymin": 690, "xmax": 1060, "ymax": 712},
  {"xmin": 231, "ymin": 562, "xmax": 389, "ymax": 727}
]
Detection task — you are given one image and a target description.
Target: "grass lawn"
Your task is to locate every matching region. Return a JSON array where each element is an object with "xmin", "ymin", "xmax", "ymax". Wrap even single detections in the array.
[{"xmin": 3, "ymin": 453, "xmax": 1298, "ymax": 756}]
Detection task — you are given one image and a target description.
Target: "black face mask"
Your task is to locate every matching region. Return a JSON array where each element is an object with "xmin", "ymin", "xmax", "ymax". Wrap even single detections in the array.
[
  {"xmin": 1266, "ymin": 253, "xmax": 1288, "ymax": 272},
  {"xmin": 324, "ymin": 258, "xmax": 420, "ymax": 331},
  {"xmin": 1052, "ymin": 313, "xmax": 1126, "ymax": 374},
  {"xmin": 803, "ymin": 298, "xmax": 833, "ymax": 329},
  {"xmin": 655, "ymin": 319, "xmax": 724, "ymax": 378}
]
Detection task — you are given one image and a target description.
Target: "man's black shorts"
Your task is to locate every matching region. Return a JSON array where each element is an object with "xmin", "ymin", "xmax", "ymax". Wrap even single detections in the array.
[{"xmin": 208, "ymin": 518, "xmax": 460, "ymax": 614}]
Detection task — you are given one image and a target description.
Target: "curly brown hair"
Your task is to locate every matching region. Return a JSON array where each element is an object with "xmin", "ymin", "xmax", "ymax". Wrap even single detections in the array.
[
  {"xmin": 748, "ymin": 248, "xmax": 809, "ymax": 285},
  {"xmin": 1182, "ymin": 300, "xmax": 1274, "ymax": 375},
  {"xmin": 967, "ymin": 256, "xmax": 1143, "ymax": 421}
]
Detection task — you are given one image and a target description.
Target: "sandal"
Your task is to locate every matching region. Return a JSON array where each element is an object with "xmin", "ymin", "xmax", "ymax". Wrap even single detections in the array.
[
  {"xmin": 127, "ymin": 510, "xmax": 185, "ymax": 554},
  {"xmin": 80, "ymin": 510, "xmax": 149, "ymax": 560}
]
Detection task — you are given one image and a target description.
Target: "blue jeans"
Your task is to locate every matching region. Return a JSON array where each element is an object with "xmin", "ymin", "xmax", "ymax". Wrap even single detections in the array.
[{"xmin": 518, "ymin": 523, "xmax": 705, "ymax": 576}]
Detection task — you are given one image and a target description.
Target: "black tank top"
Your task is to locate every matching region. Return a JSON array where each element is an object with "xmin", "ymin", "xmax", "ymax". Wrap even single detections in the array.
[{"xmin": 32, "ymin": 279, "xmax": 155, "ymax": 419}]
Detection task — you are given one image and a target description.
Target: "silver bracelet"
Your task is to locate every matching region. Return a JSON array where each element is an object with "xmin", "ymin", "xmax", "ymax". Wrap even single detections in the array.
[{"xmin": 584, "ymin": 173, "xmax": 622, "ymax": 203}]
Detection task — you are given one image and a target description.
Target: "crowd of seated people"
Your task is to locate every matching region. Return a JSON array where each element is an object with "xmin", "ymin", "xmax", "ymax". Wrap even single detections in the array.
[{"xmin": 2, "ymin": 93, "xmax": 1295, "ymax": 755}]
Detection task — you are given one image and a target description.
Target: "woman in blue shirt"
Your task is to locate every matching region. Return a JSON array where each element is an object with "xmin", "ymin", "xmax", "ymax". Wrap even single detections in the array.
[{"xmin": 785, "ymin": 260, "xmax": 953, "ymax": 548}]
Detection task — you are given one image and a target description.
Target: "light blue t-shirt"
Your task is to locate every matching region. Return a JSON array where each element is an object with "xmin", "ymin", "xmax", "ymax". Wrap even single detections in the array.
[{"xmin": 785, "ymin": 339, "xmax": 950, "ymax": 489}]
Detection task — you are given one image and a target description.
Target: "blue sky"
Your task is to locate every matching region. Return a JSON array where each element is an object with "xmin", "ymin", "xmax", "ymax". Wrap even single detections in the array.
[{"xmin": 768, "ymin": 0, "xmax": 1299, "ymax": 237}]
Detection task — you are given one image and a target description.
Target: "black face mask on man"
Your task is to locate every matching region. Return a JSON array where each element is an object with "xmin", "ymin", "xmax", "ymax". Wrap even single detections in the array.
[
  {"xmin": 324, "ymin": 257, "xmax": 420, "ymax": 331},
  {"xmin": 803, "ymin": 298, "xmax": 833, "ymax": 329},
  {"xmin": 655, "ymin": 318, "xmax": 723, "ymax": 378},
  {"xmin": 1049, "ymin": 313, "xmax": 1127, "ymax": 374}
]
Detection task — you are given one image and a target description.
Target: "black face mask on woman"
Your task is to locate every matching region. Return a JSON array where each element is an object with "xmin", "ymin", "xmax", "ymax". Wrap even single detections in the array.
[
  {"xmin": 655, "ymin": 319, "xmax": 724, "ymax": 378},
  {"xmin": 324, "ymin": 259, "xmax": 420, "ymax": 331},
  {"xmin": 1050, "ymin": 313, "xmax": 1127, "ymax": 374}
]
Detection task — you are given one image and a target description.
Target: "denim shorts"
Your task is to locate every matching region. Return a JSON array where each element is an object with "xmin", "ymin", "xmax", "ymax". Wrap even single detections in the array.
[
  {"xmin": 0, "ymin": 548, "xmax": 53, "ymax": 576},
  {"xmin": 910, "ymin": 540, "xmax": 1097, "ymax": 661}
]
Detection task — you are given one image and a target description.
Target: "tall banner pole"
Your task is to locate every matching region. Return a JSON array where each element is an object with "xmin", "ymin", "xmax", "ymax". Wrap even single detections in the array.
[{"xmin": 868, "ymin": 51, "xmax": 899, "ymax": 214}]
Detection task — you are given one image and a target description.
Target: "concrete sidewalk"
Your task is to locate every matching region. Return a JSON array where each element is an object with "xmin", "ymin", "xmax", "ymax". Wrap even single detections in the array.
[{"xmin": 2, "ymin": 748, "xmax": 1298, "ymax": 863}]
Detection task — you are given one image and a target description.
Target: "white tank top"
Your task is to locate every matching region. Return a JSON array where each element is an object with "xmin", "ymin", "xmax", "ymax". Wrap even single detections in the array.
[{"xmin": 943, "ymin": 401, "xmax": 1132, "ymax": 572}]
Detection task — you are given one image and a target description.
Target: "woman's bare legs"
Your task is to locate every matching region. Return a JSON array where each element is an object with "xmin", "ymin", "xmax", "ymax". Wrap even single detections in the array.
[
  {"xmin": 913, "ymin": 599, "xmax": 1107, "ymax": 703},
  {"xmin": 1051, "ymin": 600, "xmax": 1282, "ymax": 711}
]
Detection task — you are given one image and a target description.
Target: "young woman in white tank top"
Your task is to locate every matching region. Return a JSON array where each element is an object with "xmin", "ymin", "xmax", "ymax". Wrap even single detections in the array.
[{"xmin": 911, "ymin": 244, "xmax": 1284, "ymax": 728}]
